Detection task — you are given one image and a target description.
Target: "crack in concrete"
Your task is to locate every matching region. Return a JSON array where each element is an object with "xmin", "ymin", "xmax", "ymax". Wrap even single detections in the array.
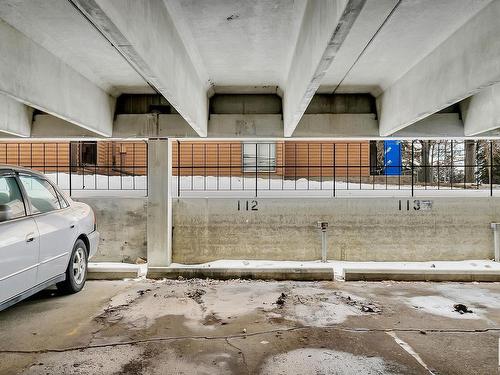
[
  {"xmin": 2, "ymin": 326, "xmax": 499, "ymax": 355},
  {"xmin": 225, "ymin": 337, "xmax": 249, "ymax": 375}
]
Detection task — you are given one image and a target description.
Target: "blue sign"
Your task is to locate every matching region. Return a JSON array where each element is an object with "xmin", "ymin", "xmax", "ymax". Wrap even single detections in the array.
[{"xmin": 384, "ymin": 140, "xmax": 402, "ymax": 175}]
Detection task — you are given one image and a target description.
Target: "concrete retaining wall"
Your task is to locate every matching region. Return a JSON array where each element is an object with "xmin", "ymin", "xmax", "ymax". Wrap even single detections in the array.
[
  {"xmin": 172, "ymin": 198, "xmax": 500, "ymax": 263},
  {"xmin": 76, "ymin": 197, "xmax": 147, "ymax": 263}
]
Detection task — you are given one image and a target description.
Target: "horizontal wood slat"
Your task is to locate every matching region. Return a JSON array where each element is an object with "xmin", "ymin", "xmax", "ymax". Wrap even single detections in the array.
[
  {"xmin": 174, "ymin": 141, "xmax": 370, "ymax": 177},
  {"xmin": 0, "ymin": 140, "xmax": 371, "ymax": 179},
  {"xmin": 0, "ymin": 141, "xmax": 147, "ymax": 176}
]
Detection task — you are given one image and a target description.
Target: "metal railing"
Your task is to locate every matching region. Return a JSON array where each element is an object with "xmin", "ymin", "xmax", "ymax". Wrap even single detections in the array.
[
  {"xmin": 173, "ymin": 140, "xmax": 500, "ymax": 197},
  {"xmin": 0, "ymin": 141, "xmax": 148, "ymax": 197}
]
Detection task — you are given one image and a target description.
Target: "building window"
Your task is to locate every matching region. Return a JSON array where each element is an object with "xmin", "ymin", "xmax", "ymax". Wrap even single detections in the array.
[
  {"xmin": 80, "ymin": 142, "xmax": 97, "ymax": 165},
  {"xmin": 243, "ymin": 143, "xmax": 276, "ymax": 172}
]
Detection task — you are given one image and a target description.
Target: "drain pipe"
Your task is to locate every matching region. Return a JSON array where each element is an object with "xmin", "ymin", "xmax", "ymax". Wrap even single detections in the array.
[
  {"xmin": 491, "ymin": 223, "xmax": 500, "ymax": 262},
  {"xmin": 317, "ymin": 221, "xmax": 329, "ymax": 262}
]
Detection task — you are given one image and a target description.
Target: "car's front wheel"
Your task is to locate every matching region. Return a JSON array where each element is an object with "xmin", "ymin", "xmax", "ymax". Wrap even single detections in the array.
[{"xmin": 57, "ymin": 239, "xmax": 88, "ymax": 294}]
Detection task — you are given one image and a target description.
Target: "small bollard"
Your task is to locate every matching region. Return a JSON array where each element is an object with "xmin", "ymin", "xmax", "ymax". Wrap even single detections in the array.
[
  {"xmin": 317, "ymin": 221, "xmax": 329, "ymax": 263},
  {"xmin": 491, "ymin": 223, "xmax": 500, "ymax": 262}
]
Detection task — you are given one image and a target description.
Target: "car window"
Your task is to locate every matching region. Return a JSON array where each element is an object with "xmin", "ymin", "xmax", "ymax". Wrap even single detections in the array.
[
  {"xmin": 0, "ymin": 176, "xmax": 26, "ymax": 222},
  {"xmin": 56, "ymin": 190, "xmax": 69, "ymax": 209},
  {"xmin": 19, "ymin": 175, "xmax": 61, "ymax": 214}
]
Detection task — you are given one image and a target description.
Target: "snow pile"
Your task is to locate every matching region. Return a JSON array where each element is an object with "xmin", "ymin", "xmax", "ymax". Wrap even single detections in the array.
[{"xmin": 41, "ymin": 171, "xmax": 496, "ymax": 197}]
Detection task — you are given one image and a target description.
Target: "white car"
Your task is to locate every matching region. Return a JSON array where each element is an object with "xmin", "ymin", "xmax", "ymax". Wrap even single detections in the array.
[{"xmin": 0, "ymin": 166, "xmax": 99, "ymax": 311}]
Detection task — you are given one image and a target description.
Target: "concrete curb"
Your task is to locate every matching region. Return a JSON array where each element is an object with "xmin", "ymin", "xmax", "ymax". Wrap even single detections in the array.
[
  {"xmin": 87, "ymin": 263, "xmax": 143, "ymax": 280},
  {"xmin": 343, "ymin": 268, "xmax": 500, "ymax": 281},
  {"xmin": 147, "ymin": 267, "xmax": 335, "ymax": 281},
  {"xmin": 87, "ymin": 271, "xmax": 140, "ymax": 280}
]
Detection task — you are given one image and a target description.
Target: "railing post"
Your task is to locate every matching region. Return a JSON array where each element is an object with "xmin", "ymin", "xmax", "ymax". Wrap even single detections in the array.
[
  {"xmin": 490, "ymin": 140, "xmax": 494, "ymax": 197},
  {"xmin": 177, "ymin": 139, "xmax": 180, "ymax": 197},
  {"xmin": 333, "ymin": 143, "xmax": 336, "ymax": 198},
  {"xmin": 69, "ymin": 143, "xmax": 72, "ymax": 197},
  {"xmin": 255, "ymin": 142, "xmax": 258, "ymax": 198},
  {"xmin": 411, "ymin": 140, "xmax": 415, "ymax": 197},
  {"xmin": 450, "ymin": 140, "xmax": 454, "ymax": 190}
]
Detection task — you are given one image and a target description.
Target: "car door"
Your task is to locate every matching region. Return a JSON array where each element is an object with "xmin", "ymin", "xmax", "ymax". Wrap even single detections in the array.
[
  {"xmin": 0, "ymin": 173, "xmax": 39, "ymax": 303},
  {"xmin": 18, "ymin": 174, "xmax": 76, "ymax": 283}
]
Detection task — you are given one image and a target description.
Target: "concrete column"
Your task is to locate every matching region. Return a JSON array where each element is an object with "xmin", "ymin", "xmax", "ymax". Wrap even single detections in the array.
[{"xmin": 147, "ymin": 139, "xmax": 172, "ymax": 268}]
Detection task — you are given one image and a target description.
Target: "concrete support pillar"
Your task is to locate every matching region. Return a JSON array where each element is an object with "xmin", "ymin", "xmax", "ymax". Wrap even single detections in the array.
[{"xmin": 147, "ymin": 139, "xmax": 172, "ymax": 268}]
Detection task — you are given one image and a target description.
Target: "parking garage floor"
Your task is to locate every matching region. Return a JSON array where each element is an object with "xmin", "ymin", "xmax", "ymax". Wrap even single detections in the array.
[{"xmin": 1, "ymin": 279, "xmax": 500, "ymax": 374}]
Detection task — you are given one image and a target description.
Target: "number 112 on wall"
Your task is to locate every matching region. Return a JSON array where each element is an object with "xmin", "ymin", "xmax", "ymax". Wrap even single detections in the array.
[{"xmin": 237, "ymin": 200, "xmax": 258, "ymax": 211}]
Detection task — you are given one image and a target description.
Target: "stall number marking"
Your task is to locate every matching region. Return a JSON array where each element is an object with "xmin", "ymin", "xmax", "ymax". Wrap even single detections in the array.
[
  {"xmin": 237, "ymin": 200, "xmax": 258, "ymax": 211},
  {"xmin": 399, "ymin": 199, "xmax": 433, "ymax": 211}
]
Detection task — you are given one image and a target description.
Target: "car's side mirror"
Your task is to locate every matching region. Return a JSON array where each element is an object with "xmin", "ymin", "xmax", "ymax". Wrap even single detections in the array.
[{"xmin": 0, "ymin": 204, "xmax": 13, "ymax": 222}]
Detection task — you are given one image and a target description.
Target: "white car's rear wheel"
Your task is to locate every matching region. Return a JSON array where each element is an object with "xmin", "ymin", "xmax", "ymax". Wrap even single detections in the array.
[{"xmin": 57, "ymin": 239, "xmax": 88, "ymax": 294}]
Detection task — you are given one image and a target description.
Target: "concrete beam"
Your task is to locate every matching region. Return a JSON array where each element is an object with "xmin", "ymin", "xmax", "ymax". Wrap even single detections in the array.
[
  {"xmin": 31, "ymin": 114, "xmax": 102, "ymax": 138},
  {"xmin": 115, "ymin": 114, "xmax": 283, "ymax": 139},
  {"xmin": 26, "ymin": 112, "xmax": 465, "ymax": 140},
  {"xmin": 294, "ymin": 114, "xmax": 378, "ymax": 138},
  {"xmin": 392, "ymin": 114, "xmax": 464, "ymax": 138},
  {"xmin": 208, "ymin": 115, "xmax": 283, "ymax": 138},
  {"xmin": 462, "ymin": 83, "xmax": 500, "ymax": 136},
  {"xmin": 71, "ymin": 0, "xmax": 209, "ymax": 137},
  {"xmin": 0, "ymin": 94, "xmax": 32, "ymax": 137},
  {"xmin": 0, "ymin": 18, "xmax": 114, "ymax": 137},
  {"xmin": 283, "ymin": 0, "xmax": 366, "ymax": 137},
  {"xmin": 114, "ymin": 114, "xmax": 198, "ymax": 138},
  {"xmin": 378, "ymin": 0, "xmax": 500, "ymax": 136}
]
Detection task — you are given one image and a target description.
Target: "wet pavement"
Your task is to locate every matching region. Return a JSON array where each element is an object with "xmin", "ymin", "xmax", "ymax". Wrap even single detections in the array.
[{"xmin": 1, "ymin": 279, "xmax": 500, "ymax": 374}]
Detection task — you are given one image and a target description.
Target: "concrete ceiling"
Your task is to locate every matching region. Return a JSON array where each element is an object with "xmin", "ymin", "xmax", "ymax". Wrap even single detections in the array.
[
  {"xmin": 0, "ymin": 0, "xmax": 499, "ymax": 138},
  {"xmin": 0, "ymin": 0, "xmax": 491, "ymax": 96},
  {"xmin": 166, "ymin": 0, "xmax": 307, "ymax": 88},
  {"xmin": 0, "ymin": 0, "xmax": 149, "ymax": 96},
  {"xmin": 320, "ymin": 0, "xmax": 493, "ymax": 96}
]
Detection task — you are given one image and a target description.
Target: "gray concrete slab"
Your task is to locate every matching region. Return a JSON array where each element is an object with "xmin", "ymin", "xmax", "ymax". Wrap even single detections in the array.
[
  {"xmin": 1, "ymin": 280, "xmax": 500, "ymax": 374},
  {"xmin": 344, "ymin": 268, "xmax": 500, "ymax": 281},
  {"xmin": 173, "ymin": 197, "xmax": 500, "ymax": 263}
]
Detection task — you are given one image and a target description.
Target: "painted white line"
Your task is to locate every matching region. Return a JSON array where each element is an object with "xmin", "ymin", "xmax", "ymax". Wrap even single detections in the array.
[{"xmin": 386, "ymin": 331, "xmax": 436, "ymax": 375}]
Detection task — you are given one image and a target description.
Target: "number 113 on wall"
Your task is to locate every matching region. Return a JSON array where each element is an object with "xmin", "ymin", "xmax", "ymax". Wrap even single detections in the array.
[{"xmin": 237, "ymin": 200, "xmax": 258, "ymax": 211}]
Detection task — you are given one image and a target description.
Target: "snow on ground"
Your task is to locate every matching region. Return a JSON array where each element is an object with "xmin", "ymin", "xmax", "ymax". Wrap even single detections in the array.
[
  {"xmin": 90, "ymin": 259, "xmax": 500, "ymax": 284},
  {"xmin": 408, "ymin": 295, "xmax": 482, "ymax": 320},
  {"xmin": 42, "ymin": 172, "xmax": 497, "ymax": 197},
  {"xmin": 405, "ymin": 283, "xmax": 500, "ymax": 320},
  {"xmin": 169, "ymin": 259, "xmax": 500, "ymax": 279},
  {"xmin": 335, "ymin": 259, "xmax": 500, "ymax": 278},
  {"xmin": 170, "ymin": 259, "xmax": 336, "ymax": 269}
]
